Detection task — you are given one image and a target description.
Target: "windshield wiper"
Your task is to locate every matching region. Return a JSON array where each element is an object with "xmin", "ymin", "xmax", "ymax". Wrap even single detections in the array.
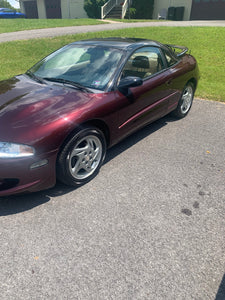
[
  {"xmin": 26, "ymin": 71, "xmax": 45, "ymax": 84},
  {"xmin": 43, "ymin": 77, "xmax": 92, "ymax": 93}
]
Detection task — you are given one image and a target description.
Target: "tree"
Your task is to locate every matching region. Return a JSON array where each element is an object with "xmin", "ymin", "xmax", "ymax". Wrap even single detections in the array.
[
  {"xmin": 0, "ymin": 0, "xmax": 14, "ymax": 9},
  {"xmin": 84, "ymin": 0, "xmax": 107, "ymax": 19}
]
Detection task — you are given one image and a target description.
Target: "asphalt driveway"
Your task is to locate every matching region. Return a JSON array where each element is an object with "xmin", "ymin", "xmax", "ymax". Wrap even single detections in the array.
[
  {"xmin": 0, "ymin": 20, "xmax": 225, "ymax": 43},
  {"xmin": 0, "ymin": 99, "xmax": 224, "ymax": 299}
]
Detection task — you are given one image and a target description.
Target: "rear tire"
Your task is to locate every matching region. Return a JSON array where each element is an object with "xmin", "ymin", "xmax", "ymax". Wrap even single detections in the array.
[
  {"xmin": 57, "ymin": 127, "xmax": 106, "ymax": 187},
  {"xmin": 172, "ymin": 82, "xmax": 194, "ymax": 119}
]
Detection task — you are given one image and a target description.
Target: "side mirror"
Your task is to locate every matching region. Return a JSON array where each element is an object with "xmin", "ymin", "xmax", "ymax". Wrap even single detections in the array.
[
  {"xmin": 118, "ymin": 76, "xmax": 143, "ymax": 101},
  {"xmin": 118, "ymin": 76, "xmax": 143, "ymax": 93}
]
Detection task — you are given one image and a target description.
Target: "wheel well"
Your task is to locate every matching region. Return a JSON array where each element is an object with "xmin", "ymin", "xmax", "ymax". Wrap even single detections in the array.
[
  {"xmin": 82, "ymin": 119, "xmax": 110, "ymax": 147},
  {"xmin": 188, "ymin": 78, "xmax": 197, "ymax": 91},
  {"xmin": 58, "ymin": 119, "xmax": 110, "ymax": 153}
]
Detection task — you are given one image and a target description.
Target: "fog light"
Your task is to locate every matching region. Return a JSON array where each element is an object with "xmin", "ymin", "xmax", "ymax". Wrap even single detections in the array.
[{"xmin": 30, "ymin": 159, "xmax": 48, "ymax": 169}]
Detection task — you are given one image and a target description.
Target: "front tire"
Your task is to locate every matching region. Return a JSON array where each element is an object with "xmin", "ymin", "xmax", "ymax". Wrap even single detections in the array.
[
  {"xmin": 172, "ymin": 82, "xmax": 194, "ymax": 119},
  {"xmin": 57, "ymin": 127, "xmax": 106, "ymax": 187}
]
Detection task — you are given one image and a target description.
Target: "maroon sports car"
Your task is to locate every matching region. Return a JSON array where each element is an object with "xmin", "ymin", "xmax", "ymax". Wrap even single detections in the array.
[{"xmin": 0, "ymin": 38, "xmax": 199, "ymax": 196}]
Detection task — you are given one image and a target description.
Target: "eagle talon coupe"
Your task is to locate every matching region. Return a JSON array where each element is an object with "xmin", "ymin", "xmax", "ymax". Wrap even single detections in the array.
[{"xmin": 0, "ymin": 38, "xmax": 199, "ymax": 196}]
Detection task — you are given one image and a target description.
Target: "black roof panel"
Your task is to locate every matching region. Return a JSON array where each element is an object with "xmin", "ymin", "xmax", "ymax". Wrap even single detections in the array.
[{"xmin": 71, "ymin": 37, "xmax": 163, "ymax": 51}]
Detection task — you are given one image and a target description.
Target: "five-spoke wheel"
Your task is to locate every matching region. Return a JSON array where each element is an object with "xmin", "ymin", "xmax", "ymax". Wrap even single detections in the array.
[
  {"xmin": 57, "ymin": 127, "xmax": 106, "ymax": 187},
  {"xmin": 173, "ymin": 82, "xmax": 194, "ymax": 118}
]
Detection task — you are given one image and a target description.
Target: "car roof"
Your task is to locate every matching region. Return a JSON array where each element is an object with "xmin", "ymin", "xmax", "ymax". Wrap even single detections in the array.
[
  {"xmin": 71, "ymin": 38, "xmax": 165, "ymax": 52},
  {"xmin": 0, "ymin": 8, "xmax": 13, "ymax": 11}
]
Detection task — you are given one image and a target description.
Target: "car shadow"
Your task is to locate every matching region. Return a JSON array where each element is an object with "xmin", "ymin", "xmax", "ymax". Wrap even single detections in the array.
[
  {"xmin": 0, "ymin": 192, "xmax": 51, "ymax": 216},
  {"xmin": 0, "ymin": 114, "xmax": 175, "ymax": 215},
  {"xmin": 47, "ymin": 114, "xmax": 173, "ymax": 198},
  {"xmin": 104, "ymin": 115, "xmax": 174, "ymax": 165},
  {"xmin": 215, "ymin": 273, "xmax": 225, "ymax": 300}
]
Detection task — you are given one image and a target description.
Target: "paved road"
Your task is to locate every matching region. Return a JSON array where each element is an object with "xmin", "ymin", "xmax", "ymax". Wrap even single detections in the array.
[
  {"xmin": 0, "ymin": 20, "xmax": 225, "ymax": 43},
  {"xmin": 0, "ymin": 99, "xmax": 224, "ymax": 299}
]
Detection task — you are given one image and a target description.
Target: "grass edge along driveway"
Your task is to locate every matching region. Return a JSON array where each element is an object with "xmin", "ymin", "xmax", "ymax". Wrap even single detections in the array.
[
  {"xmin": 0, "ymin": 19, "xmax": 105, "ymax": 34},
  {"xmin": 0, "ymin": 19, "xmax": 170, "ymax": 34}
]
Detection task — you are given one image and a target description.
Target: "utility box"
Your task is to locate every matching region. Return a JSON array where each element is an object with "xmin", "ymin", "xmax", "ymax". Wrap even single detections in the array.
[
  {"xmin": 167, "ymin": 6, "xmax": 176, "ymax": 20},
  {"xmin": 175, "ymin": 6, "xmax": 185, "ymax": 21},
  {"xmin": 168, "ymin": 6, "xmax": 185, "ymax": 21}
]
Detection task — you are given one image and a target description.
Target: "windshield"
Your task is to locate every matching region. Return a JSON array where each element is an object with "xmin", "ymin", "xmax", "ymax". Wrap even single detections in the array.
[{"xmin": 28, "ymin": 44, "xmax": 123, "ymax": 91}]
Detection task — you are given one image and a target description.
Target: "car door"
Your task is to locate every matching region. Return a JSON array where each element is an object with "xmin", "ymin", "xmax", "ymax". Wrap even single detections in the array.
[{"xmin": 115, "ymin": 46, "xmax": 180, "ymax": 138}]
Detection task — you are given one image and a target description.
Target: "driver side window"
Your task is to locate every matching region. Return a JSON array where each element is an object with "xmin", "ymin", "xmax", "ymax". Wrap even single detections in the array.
[{"xmin": 122, "ymin": 46, "xmax": 164, "ymax": 80}]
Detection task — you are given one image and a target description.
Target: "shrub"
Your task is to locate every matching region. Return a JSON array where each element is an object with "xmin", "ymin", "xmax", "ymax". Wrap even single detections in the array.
[
  {"xmin": 84, "ymin": 0, "xmax": 107, "ymax": 19},
  {"xmin": 130, "ymin": 0, "xmax": 154, "ymax": 19},
  {"xmin": 126, "ymin": 7, "xmax": 136, "ymax": 19}
]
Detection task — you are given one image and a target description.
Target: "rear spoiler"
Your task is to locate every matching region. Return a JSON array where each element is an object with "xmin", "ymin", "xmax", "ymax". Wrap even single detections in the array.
[{"xmin": 166, "ymin": 44, "xmax": 189, "ymax": 57}]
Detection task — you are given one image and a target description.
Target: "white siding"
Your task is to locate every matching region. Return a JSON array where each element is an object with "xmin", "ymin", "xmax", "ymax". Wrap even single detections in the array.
[
  {"xmin": 61, "ymin": 0, "xmax": 88, "ymax": 19},
  {"xmin": 20, "ymin": 0, "xmax": 88, "ymax": 19},
  {"xmin": 37, "ymin": 0, "xmax": 46, "ymax": 18}
]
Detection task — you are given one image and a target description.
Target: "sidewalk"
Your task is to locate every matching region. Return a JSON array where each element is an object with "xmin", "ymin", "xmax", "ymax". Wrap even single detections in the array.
[{"xmin": 0, "ymin": 20, "xmax": 225, "ymax": 43}]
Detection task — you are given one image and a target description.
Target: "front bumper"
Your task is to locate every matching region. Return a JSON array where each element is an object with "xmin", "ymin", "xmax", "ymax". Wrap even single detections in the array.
[{"xmin": 0, "ymin": 150, "xmax": 58, "ymax": 197}]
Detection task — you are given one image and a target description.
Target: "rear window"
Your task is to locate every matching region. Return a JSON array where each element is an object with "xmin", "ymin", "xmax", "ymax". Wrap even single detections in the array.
[{"xmin": 162, "ymin": 50, "xmax": 178, "ymax": 67}]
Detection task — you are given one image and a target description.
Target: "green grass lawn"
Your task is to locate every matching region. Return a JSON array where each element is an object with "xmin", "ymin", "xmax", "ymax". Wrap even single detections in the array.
[
  {"xmin": 0, "ymin": 19, "xmax": 104, "ymax": 34},
  {"xmin": 0, "ymin": 26, "xmax": 224, "ymax": 101}
]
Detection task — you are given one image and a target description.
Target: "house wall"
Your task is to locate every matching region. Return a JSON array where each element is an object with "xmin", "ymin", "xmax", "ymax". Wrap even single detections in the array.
[
  {"xmin": 20, "ymin": 0, "xmax": 88, "ymax": 19},
  {"xmin": 153, "ymin": 0, "xmax": 193, "ymax": 20},
  {"xmin": 20, "ymin": 0, "xmax": 39, "ymax": 18},
  {"xmin": 61, "ymin": 0, "xmax": 88, "ymax": 19},
  {"xmin": 20, "ymin": 0, "xmax": 46, "ymax": 17},
  {"xmin": 37, "ymin": 0, "xmax": 46, "ymax": 18}
]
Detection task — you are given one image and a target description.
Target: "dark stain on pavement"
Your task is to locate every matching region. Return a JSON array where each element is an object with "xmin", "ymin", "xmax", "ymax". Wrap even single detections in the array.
[
  {"xmin": 181, "ymin": 201, "xmax": 200, "ymax": 216},
  {"xmin": 193, "ymin": 201, "xmax": 199, "ymax": 209},
  {"xmin": 181, "ymin": 208, "xmax": 192, "ymax": 216}
]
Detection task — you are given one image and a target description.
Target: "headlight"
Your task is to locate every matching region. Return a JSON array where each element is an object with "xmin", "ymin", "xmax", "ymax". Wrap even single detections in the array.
[{"xmin": 0, "ymin": 142, "xmax": 35, "ymax": 158}]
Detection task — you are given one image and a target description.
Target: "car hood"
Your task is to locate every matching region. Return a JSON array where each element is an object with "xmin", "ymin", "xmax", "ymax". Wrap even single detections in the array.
[{"xmin": 0, "ymin": 75, "xmax": 95, "ymax": 147}]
